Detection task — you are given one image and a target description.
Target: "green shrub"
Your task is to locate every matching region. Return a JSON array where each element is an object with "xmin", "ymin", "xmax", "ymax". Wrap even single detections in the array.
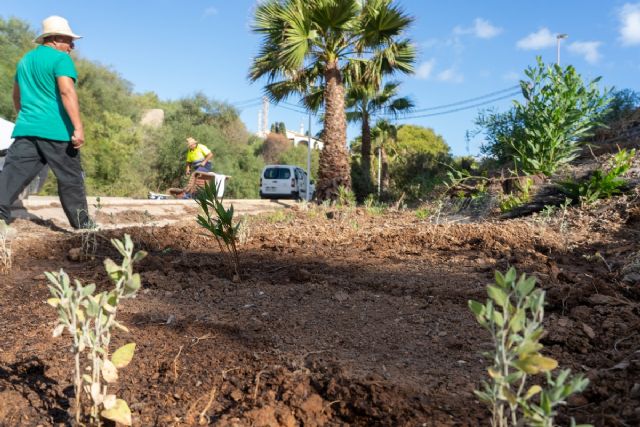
[
  {"xmin": 475, "ymin": 57, "xmax": 610, "ymax": 176},
  {"xmin": 469, "ymin": 268, "xmax": 590, "ymax": 427},
  {"xmin": 499, "ymin": 178, "xmax": 533, "ymax": 212},
  {"xmin": 560, "ymin": 149, "xmax": 635, "ymax": 204}
]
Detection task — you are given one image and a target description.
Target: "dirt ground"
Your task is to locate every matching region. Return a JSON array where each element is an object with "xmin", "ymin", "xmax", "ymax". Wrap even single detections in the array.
[{"xmin": 0, "ymin": 194, "xmax": 639, "ymax": 426}]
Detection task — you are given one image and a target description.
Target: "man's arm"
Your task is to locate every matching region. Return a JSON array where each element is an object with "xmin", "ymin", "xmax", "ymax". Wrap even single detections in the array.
[
  {"xmin": 57, "ymin": 76, "xmax": 84, "ymax": 148},
  {"xmin": 12, "ymin": 82, "xmax": 21, "ymax": 112}
]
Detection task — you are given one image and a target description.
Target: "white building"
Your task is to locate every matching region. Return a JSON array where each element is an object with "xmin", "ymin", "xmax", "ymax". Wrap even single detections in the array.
[{"xmin": 257, "ymin": 122, "xmax": 324, "ymax": 150}]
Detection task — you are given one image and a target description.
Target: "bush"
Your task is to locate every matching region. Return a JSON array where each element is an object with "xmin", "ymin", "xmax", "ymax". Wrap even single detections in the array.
[
  {"xmin": 260, "ymin": 132, "xmax": 292, "ymax": 164},
  {"xmin": 560, "ymin": 148, "xmax": 635, "ymax": 204},
  {"xmin": 475, "ymin": 57, "xmax": 611, "ymax": 176}
]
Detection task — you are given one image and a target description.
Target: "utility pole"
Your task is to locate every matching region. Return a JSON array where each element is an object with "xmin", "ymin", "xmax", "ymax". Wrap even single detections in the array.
[
  {"xmin": 257, "ymin": 110, "xmax": 262, "ymax": 137},
  {"xmin": 556, "ymin": 33, "xmax": 568, "ymax": 66},
  {"xmin": 261, "ymin": 97, "xmax": 269, "ymax": 135},
  {"xmin": 306, "ymin": 112, "xmax": 312, "ymax": 201}
]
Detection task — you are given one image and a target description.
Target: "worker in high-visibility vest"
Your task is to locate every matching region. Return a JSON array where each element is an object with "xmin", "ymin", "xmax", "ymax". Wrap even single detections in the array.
[{"xmin": 185, "ymin": 136, "xmax": 213, "ymax": 176}]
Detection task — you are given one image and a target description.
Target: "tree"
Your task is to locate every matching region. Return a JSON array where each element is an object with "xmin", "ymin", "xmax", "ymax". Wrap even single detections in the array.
[
  {"xmin": 249, "ymin": 0, "xmax": 415, "ymax": 201},
  {"xmin": 475, "ymin": 57, "xmax": 611, "ymax": 176},
  {"xmin": 260, "ymin": 132, "xmax": 292, "ymax": 163},
  {"xmin": 346, "ymin": 81, "xmax": 414, "ymax": 199},
  {"xmin": 371, "ymin": 122, "xmax": 451, "ymax": 200},
  {"xmin": 0, "ymin": 17, "xmax": 37, "ymax": 120}
]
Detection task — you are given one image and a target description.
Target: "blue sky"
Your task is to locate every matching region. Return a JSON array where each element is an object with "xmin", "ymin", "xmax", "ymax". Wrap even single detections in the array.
[{"xmin": 3, "ymin": 0, "xmax": 640, "ymax": 155}]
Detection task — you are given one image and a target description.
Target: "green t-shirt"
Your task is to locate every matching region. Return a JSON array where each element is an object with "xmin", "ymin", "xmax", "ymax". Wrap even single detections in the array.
[
  {"xmin": 12, "ymin": 45, "xmax": 78, "ymax": 141},
  {"xmin": 186, "ymin": 143, "xmax": 211, "ymax": 163}
]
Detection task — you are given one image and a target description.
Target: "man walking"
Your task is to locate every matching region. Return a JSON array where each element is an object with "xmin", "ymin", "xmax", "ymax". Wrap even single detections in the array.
[{"xmin": 0, "ymin": 15, "xmax": 89, "ymax": 229}]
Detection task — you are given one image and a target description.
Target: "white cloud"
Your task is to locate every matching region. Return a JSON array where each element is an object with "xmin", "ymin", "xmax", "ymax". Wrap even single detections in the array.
[
  {"xmin": 502, "ymin": 71, "xmax": 520, "ymax": 82},
  {"xmin": 568, "ymin": 41, "xmax": 602, "ymax": 64},
  {"xmin": 619, "ymin": 3, "xmax": 640, "ymax": 45},
  {"xmin": 203, "ymin": 7, "xmax": 218, "ymax": 17},
  {"xmin": 454, "ymin": 18, "xmax": 502, "ymax": 39},
  {"xmin": 516, "ymin": 27, "xmax": 556, "ymax": 50},
  {"xmin": 416, "ymin": 59, "xmax": 436, "ymax": 79},
  {"xmin": 437, "ymin": 68, "xmax": 464, "ymax": 83}
]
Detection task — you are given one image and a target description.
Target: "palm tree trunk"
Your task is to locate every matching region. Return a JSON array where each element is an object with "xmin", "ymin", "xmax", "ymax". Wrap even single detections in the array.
[
  {"xmin": 360, "ymin": 113, "xmax": 373, "ymax": 196},
  {"xmin": 381, "ymin": 144, "xmax": 390, "ymax": 194},
  {"xmin": 317, "ymin": 60, "xmax": 351, "ymax": 201}
]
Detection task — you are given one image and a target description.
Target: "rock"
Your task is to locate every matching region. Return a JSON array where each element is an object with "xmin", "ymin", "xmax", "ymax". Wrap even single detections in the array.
[
  {"xmin": 567, "ymin": 394, "xmax": 588, "ymax": 407},
  {"xmin": 630, "ymin": 383, "xmax": 640, "ymax": 398},
  {"xmin": 67, "ymin": 247, "xmax": 83, "ymax": 261},
  {"xmin": 581, "ymin": 323, "xmax": 596, "ymax": 340},
  {"xmin": 230, "ymin": 389, "xmax": 243, "ymax": 402},
  {"xmin": 333, "ymin": 291, "xmax": 349, "ymax": 302},
  {"xmin": 588, "ymin": 294, "xmax": 618, "ymax": 305},
  {"xmin": 297, "ymin": 268, "xmax": 311, "ymax": 281},
  {"xmin": 622, "ymin": 272, "xmax": 640, "ymax": 284}
]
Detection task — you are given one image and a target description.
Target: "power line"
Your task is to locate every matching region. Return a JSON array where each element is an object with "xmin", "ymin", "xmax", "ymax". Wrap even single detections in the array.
[
  {"xmin": 229, "ymin": 97, "xmax": 263, "ymax": 106},
  {"xmin": 410, "ymin": 85, "xmax": 520, "ymax": 113},
  {"xmin": 390, "ymin": 91, "xmax": 521, "ymax": 120},
  {"xmin": 269, "ymin": 102, "xmax": 313, "ymax": 115},
  {"xmin": 233, "ymin": 102, "xmax": 263, "ymax": 110}
]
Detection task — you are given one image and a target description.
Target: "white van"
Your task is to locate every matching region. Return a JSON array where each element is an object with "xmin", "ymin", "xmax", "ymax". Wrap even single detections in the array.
[
  {"xmin": 0, "ymin": 117, "xmax": 49, "ymax": 197},
  {"xmin": 260, "ymin": 165, "xmax": 314, "ymax": 200}
]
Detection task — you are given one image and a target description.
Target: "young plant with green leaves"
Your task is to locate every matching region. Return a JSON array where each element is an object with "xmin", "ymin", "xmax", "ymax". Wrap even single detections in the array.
[
  {"xmin": 476, "ymin": 57, "xmax": 610, "ymax": 176},
  {"xmin": 499, "ymin": 177, "xmax": 533, "ymax": 213},
  {"xmin": 80, "ymin": 197, "xmax": 102, "ymax": 259},
  {"xmin": 195, "ymin": 180, "xmax": 241, "ymax": 279},
  {"xmin": 0, "ymin": 219, "xmax": 14, "ymax": 274},
  {"xmin": 560, "ymin": 148, "xmax": 635, "ymax": 205},
  {"xmin": 469, "ymin": 268, "xmax": 590, "ymax": 427},
  {"xmin": 46, "ymin": 234, "xmax": 146, "ymax": 426}
]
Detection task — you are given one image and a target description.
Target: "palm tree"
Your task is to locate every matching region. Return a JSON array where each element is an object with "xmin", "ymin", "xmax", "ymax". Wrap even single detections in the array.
[
  {"xmin": 371, "ymin": 119, "xmax": 398, "ymax": 195},
  {"xmin": 346, "ymin": 81, "xmax": 413, "ymax": 198},
  {"xmin": 249, "ymin": 0, "xmax": 415, "ymax": 201}
]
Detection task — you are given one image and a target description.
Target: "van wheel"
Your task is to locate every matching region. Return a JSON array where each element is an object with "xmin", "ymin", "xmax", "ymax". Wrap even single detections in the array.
[{"xmin": 292, "ymin": 191, "xmax": 300, "ymax": 201}]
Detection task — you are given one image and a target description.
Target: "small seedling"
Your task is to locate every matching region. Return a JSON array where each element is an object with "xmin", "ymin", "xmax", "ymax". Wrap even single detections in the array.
[
  {"xmin": 195, "ymin": 180, "xmax": 241, "ymax": 280},
  {"xmin": 47, "ymin": 234, "xmax": 146, "ymax": 426},
  {"xmin": 0, "ymin": 220, "xmax": 14, "ymax": 274},
  {"xmin": 415, "ymin": 207, "xmax": 431, "ymax": 220},
  {"xmin": 469, "ymin": 268, "xmax": 590, "ymax": 427},
  {"xmin": 363, "ymin": 195, "xmax": 388, "ymax": 216},
  {"xmin": 79, "ymin": 197, "xmax": 102, "ymax": 258},
  {"xmin": 336, "ymin": 185, "xmax": 356, "ymax": 208}
]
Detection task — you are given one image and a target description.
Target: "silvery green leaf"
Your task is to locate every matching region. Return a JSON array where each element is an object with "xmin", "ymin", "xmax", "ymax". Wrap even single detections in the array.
[
  {"xmin": 90, "ymin": 382, "xmax": 103, "ymax": 404},
  {"xmin": 111, "ymin": 343, "xmax": 136, "ymax": 368},
  {"xmin": 103, "ymin": 394, "xmax": 117, "ymax": 410},
  {"xmin": 101, "ymin": 359, "xmax": 118, "ymax": 383},
  {"xmin": 82, "ymin": 283, "xmax": 96, "ymax": 297},
  {"xmin": 52, "ymin": 324, "xmax": 65, "ymax": 337},
  {"xmin": 101, "ymin": 399, "xmax": 132, "ymax": 426},
  {"xmin": 132, "ymin": 250, "xmax": 147, "ymax": 263}
]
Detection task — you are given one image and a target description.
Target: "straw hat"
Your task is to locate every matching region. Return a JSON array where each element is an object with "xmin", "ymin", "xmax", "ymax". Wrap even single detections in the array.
[
  {"xmin": 34, "ymin": 16, "xmax": 82, "ymax": 44},
  {"xmin": 186, "ymin": 137, "xmax": 198, "ymax": 145}
]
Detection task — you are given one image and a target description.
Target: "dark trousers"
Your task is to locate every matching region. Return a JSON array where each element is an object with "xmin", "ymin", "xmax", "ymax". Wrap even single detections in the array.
[{"xmin": 0, "ymin": 137, "xmax": 89, "ymax": 229}]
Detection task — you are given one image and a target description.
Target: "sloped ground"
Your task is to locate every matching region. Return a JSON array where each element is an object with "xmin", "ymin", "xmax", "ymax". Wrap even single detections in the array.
[{"xmin": 0, "ymin": 192, "xmax": 639, "ymax": 426}]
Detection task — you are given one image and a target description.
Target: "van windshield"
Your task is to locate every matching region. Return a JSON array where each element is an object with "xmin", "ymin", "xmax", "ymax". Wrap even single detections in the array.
[{"xmin": 264, "ymin": 167, "xmax": 291, "ymax": 179}]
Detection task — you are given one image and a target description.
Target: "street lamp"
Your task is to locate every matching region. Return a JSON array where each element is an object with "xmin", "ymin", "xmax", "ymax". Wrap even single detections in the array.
[{"xmin": 556, "ymin": 33, "xmax": 568, "ymax": 66}]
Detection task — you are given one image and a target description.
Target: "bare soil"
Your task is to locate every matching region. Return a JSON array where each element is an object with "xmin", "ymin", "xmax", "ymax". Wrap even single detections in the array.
[{"xmin": 1, "ymin": 196, "xmax": 639, "ymax": 426}]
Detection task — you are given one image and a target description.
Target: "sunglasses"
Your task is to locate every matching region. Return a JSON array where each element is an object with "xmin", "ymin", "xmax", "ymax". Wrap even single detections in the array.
[{"xmin": 55, "ymin": 37, "xmax": 75, "ymax": 48}]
